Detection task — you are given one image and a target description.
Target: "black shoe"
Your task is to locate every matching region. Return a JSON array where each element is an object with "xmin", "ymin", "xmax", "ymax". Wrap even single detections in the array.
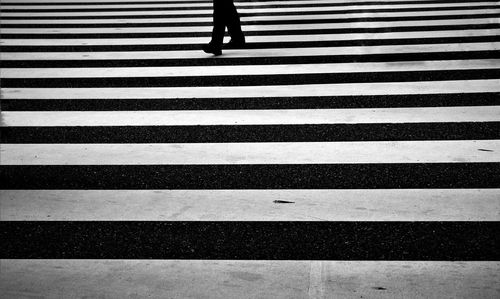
[
  {"xmin": 224, "ymin": 39, "xmax": 246, "ymax": 49},
  {"xmin": 202, "ymin": 43, "xmax": 222, "ymax": 56}
]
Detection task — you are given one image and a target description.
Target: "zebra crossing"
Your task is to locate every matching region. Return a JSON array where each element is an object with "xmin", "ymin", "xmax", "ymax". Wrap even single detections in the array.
[{"xmin": 1, "ymin": 0, "xmax": 499, "ymax": 297}]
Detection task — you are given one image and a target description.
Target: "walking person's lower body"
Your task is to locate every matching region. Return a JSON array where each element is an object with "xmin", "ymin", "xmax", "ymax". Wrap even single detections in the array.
[{"xmin": 203, "ymin": 0, "xmax": 246, "ymax": 56}]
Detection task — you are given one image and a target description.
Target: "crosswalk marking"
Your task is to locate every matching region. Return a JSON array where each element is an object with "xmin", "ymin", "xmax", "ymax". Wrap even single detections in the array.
[
  {"xmin": 4, "ymin": 43, "xmax": 497, "ymax": 60},
  {"xmin": 5, "ymin": 0, "xmax": 472, "ymax": 9},
  {"xmin": 3, "ymin": 29, "xmax": 498, "ymax": 45},
  {"xmin": 2, "ymin": 189, "xmax": 499, "ymax": 221},
  {"xmin": 0, "ymin": 260, "xmax": 498, "ymax": 299},
  {"xmin": 4, "ymin": 18, "xmax": 497, "ymax": 34},
  {"xmin": 1, "ymin": 0, "xmax": 457, "ymax": 3},
  {"xmin": 4, "ymin": 80, "xmax": 499, "ymax": 98},
  {"xmin": 3, "ymin": 2, "xmax": 497, "ymax": 17},
  {"xmin": 0, "ymin": 0, "xmax": 499, "ymax": 296},
  {"xmin": 3, "ymin": 0, "xmax": 486, "ymax": 9},
  {"xmin": 3, "ymin": 107, "xmax": 499, "ymax": 125},
  {"xmin": 3, "ymin": 10, "xmax": 498, "ymax": 24},
  {"xmin": 4, "ymin": 60, "xmax": 499, "ymax": 77},
  {"xmin": 3, "ymin": 140, "xmax": 500, "ymax": 165}
]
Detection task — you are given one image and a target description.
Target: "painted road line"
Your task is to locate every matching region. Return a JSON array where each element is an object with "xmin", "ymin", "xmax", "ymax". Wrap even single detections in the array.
[
  {"xmin": 0, "ymin": 260, "xmax": 498, "ymax": 298},
  {"xmin": 2, "ymin": 80, "xmax": 499, "ymax": 99},
  {"xmin": 3, "ymin": 60, "xmax": 498, "ymax": 78},
  {"xmin": 3, "ymin": 43, "xmax": 498, "ymax": 61},
  {"xmin": 2, "ymin": 10, "xmax": 498, "ymax": 24},
  {"xmin": 2, "ymin": 29, "xmax": 498, "ymax": 45},
  {"xmin": 2, "ymin": 140, "xmax": 499, "ymax": 165},
  {"xmin": 3, "ymin": 18, "xmax": 497, "ymax": 34},
  {"xmin": 2, "ymin": 189, "xmax": 499, "ymax": 221},
  {"xmin": 3, "ymin": 0, "xmax": 485, "ymax": 10},
  {"xmin": 2, "ymin": 107, "xmax": 499, "ymax": 126},
  {"xmin": 3, "ymin": 3, "xmax": 497, "ymax": 17}
]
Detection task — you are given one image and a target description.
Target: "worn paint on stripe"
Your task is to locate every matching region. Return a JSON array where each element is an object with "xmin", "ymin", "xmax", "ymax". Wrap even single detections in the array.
[
  {"xmin": 2, "ymin": 11, "xmax": 498, "ymax": 26},
  {"xmin": 2, "ymin": 140, "xmax": 499, "ymax": 165},
  {"xmin": 3, "ymin": 80, "xmax": 499, "ymax": 99},
  {"xmin": 2, "ymin": 189, "xmax": 499, "ymax": 221},
  {"xmin": 3, "ymin": 60, "xmax": 499, "ymax": 78},
  {"xmin": 3, "ymin": 107, "xmax": 499, "ymax": 126}
]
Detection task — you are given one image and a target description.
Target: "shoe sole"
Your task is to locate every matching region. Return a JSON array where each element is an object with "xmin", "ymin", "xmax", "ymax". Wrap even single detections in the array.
[{"xmin": 202, "ymin": 49, "xmax": 222, "ymax": 56}]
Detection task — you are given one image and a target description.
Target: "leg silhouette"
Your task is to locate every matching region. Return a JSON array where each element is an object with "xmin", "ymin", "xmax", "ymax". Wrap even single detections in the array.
[{"xmin": 203, "ymin": 0, "xmax": 245, "ymax": 55}]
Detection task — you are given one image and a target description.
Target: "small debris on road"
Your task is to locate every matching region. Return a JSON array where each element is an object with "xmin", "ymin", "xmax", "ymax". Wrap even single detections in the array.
[{"xmin": 273, "ymin": 200, "xmax": 295, "ymax": 204}]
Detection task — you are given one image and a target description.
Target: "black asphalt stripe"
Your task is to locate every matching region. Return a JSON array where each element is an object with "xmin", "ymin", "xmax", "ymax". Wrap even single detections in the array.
[
  {"xmin": 3, "ymin": 0, "xmax": 494, "ymax": 5},
  {"xmin": 4, "ymin": 51, "xmax": 499, "ymax": 68},
  {"xmin": 2, "ymin": 0, "xmax": 493, "ymax": 8},
  {"xmin": 2, "ymin": 36, "xmax": 498, "ymax": 52},
  {"xmin": 3, "ymin": 93, "xmax": 499, "ymax": 111},
  {"xmin": 4, "ymin": 13, "xmax": 498, "ymax": 28},
  {"xmin": 3, "ymin": 24, "xmax": 498, "ymax": 39},
  {"xmin": 3, "ymin": 123, "xmax": 499, "ymax": 143},
  {"xmin": 2, "ymin": 5, "xmax": 497, "ymax": 19},
  {"xmin": 5, "ymin": 70, "xmax": 499, "ymax": 88},
  {"xmin": 1, "ymin": 221, "xmax": 498, "ymax": 260},
  {"xmin": 1, "ymin": 163, "xmax": 499, "ymax": 189}
]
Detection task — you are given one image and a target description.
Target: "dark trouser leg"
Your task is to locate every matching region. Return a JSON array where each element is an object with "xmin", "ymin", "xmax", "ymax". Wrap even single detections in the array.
[
  {"xmin": 225, "ymin": 1, "xmax": 245, "ymax": 42},
  {"xmin": 210, "ymin": 0, "xmax": 226, "ymax": 47}
]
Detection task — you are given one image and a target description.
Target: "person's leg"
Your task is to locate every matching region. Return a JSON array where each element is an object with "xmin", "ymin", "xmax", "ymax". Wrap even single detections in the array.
[
  {"xmin": 203, "ymin": 0, "xmax": 225, "ymax": 55},
  {"xmin": 225, "ymin": 0, "xmax": 245, "ymax": 45},
  {"xmin": 211, "ymin": 0, "xmax": 227, "ymax": 47}
]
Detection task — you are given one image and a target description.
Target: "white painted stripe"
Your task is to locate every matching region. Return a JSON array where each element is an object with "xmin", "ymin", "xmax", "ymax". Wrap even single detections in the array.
[
  {"xmin": 2, "ymin": 29, "xmax": 498, "ymax": 45},
  {"xmin": 2, "ymin": 107, "xmax": 499, "ymax": 126},
  {"xmin": 2, "ymin": 189, "xmax": 499, "ymax": 221},
  {"xmin": 1, "ymin": 0, "xmax": 213, "ymax": 2},
  {"xmin": 2, "ymin": 9, "xmax": 497, "ymax": 24},
  {"xmin": 5, "ymin": 0, "xmax": 475, "ymax": 9},
  {"xmin": 4, "ymin": 43, "xmax": 498, "ymax": 60},
  {"xmin": 3, "ymin": 3, "xmax": 496, "ymax": 17},
  {"xmin": 3, "ymin": 60, "xmax": 498, "ymax": 78},
  {"xmin": 3, "ymin": 80, "xmax": 499, "ymax": 99},
  {"xmin": 0, "ymin": 0, "xmax": 445, "ymax": 3},
  {"xmin": 2, "ymin": 140, "xmax": 499, "ymax": 165},
  {"xmin": 2, "ymin": 0, "xmax": 439, "ymax": 9},
  {"xmin": 1, "ymin": 260, "xmax": 498, "ymax": 298},
  {"xmin": 3, "ymin": 18, "xmax": 497, "ymax": 34}
]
